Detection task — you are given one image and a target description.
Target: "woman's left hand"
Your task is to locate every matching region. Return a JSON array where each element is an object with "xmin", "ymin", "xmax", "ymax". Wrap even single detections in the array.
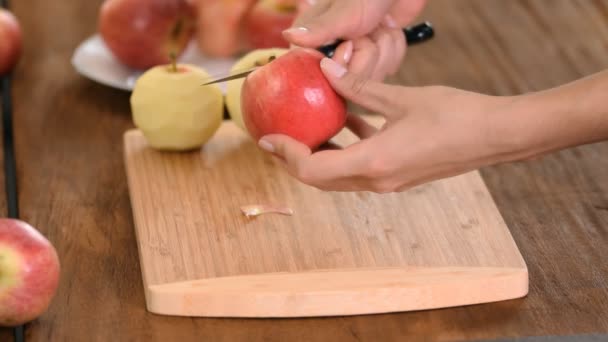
[{"xmin": 258, "ymin": 59, "xmax": 536, "ymax": 193}]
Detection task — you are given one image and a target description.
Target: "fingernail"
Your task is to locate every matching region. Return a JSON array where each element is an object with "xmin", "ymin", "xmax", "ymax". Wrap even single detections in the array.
[
  {"xmin": 384, "ymin": 15, "xmax": 397, "ymax": 28},
  {"xmin": 283, "ymin": 27, "xmax": 309, "ymax": 36},
  {"xmin": 321, "ymin": 58, "xmax": 347, "ymax": 78},
  {"xmin": 258, "ymin": 139, "xmax": 275, "ymax": 153},
  {"xmin": 342, "ymin": 41, "xmax": 353, "ymax": 64}
]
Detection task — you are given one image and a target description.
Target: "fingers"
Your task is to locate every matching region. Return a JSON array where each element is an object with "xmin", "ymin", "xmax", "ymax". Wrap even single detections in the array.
[
  {"xmin": 389, "ymin": 0, "xmax": 428, "ymax": 26},
  {"xmin": 368, "ymin": 26, "xmax": 406, "ymax": 80},
  {"xmin": 347, "ymin": 37, "xmax": 380, "ymax": 80},
  {"xmin": 346, "ymin": 114, "xmax": 378, "ymax": 139},
  {"xmin": 258, "ymin": 134, "xmax": 372, "ymax": 189},
  {"xmin": 259, "ymin": 134, "xmax": 312, "ymax": 172},
  {"xmin": 283, "ymin": 0, "xmax": 393, "ymax": 48},
  {"xmin": 320, "ymin": 58, "xmax": 408, "ymax": 118},
  {"xmin": 385, "ymin": 26, "xmax": 407, "ymax": 75},
  {"xmin": 283, "ymin": 0, "xmax": 349, "ymax": 47},
  {"xmin": 331, "ymin": 41, "xmax": 353, "ymax": 66},
  {"xmin": 336, "ymin": 26, "xmax": 406, "ymax": 82},
  {"xmin": 368, "ymin": 28, "xmax": 392, "ymax": 80}
]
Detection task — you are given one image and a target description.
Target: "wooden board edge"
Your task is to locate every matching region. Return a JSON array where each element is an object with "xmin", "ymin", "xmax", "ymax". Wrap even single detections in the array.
[
  {"xmin": 122, "ymin": 130, "xmax": 154, "ymax": 290},
  {"xmin": 123, "ymin": 128, "xmax": 141, "ymax": 141},
  {"xmin": 143, "ymin": 266, "xmax": 529, "ymax": 318},
  {"xmin": 468, "ymin": 172, "xmax": 529, "ymax": 270}
]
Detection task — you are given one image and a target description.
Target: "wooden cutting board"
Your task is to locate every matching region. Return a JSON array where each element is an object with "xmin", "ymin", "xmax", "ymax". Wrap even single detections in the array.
[{"xmin": 122, "ymin": 116, "xmax": 528, "ymax": 318}]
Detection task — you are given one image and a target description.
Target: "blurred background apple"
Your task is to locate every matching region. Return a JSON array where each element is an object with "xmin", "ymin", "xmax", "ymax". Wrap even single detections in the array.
[
  {"xmin": 98, "ymin": 0, "xmax": 196, "ymax": 70},
  {"xmin": 192, "ymin": 0, "xmax": 255, "ymax": 57},
  {"xmin": 0, "ymin": 8, "xmax": 22, "ymax": 75},
  {"xmin": 244, "ymin": 0, "xmax": 297, "ymax": 49},
  {"xmin": 94, "ymin": 0, "xmax": 303, "ymax": 69},
  {"xmin": 0, "ymin": 219, "xmax": 60, "ymax": 327}
]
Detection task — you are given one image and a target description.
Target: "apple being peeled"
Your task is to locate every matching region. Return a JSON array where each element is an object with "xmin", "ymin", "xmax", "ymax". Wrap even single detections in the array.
[
  {"xmin": 241, "ymin": 48, "xmax": 347, "ymax": 149},
  {"xmin": 0, "ymin": 219, "xmax": 60, "ymax": 327},
  {"xmin": 244, "ymin": 0, "xmax": 297, "ymax": 49},
  {"xmin": 0, "ymin": 9, "xmax": 22, "ymax": 75},
  {"xmin": 98, "ymin": 0, "xmax": 196, "ymax": 70},
  {"xmin": 226, "ymin": 48, "xmax": 288, "ymax": 131}
]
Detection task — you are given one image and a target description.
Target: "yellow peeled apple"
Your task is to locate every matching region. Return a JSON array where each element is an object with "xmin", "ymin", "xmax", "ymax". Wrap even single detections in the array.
[
  {"xmin": 225, "ymin": 48, "xmax": 288, "ymax": 131},
  {"xmin": 130, "ymin": 63, "xmax": 223, "ymax": 151}
]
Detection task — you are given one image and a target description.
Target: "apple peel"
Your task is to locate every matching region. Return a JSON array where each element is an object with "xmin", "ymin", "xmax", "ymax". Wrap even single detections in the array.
[{"xmin": 240, "ymin": 204, "xmax": 294, "ymax": 218}]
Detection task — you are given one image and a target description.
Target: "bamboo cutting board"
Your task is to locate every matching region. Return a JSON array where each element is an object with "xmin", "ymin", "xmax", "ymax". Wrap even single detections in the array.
[{"xmin": 123, "ymin": 117, "xmax": 528, "ymax": 318}]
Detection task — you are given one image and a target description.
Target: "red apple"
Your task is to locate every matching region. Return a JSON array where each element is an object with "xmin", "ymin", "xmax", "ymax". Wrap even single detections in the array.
[
  {"xmin": 98, "ymin": 0, "xmax": 196, "ymax": 70},
  {"xmin": 241, "ymin": 48, "xmax": 347, "ymax": 149},
  {"xmin": 0, "ymin": 9, "xmax": 22, "ymax": 75},
  {"xmin": 193, "ymin": 0, "xmax": 256, "ymax": 57},
  {"xmin": 0, "ymin": 219, "xmax": 60, "ymax": 327},
  {"xmin": 244, "ymin": 0, "xmax": 297, "ymax": 49}
]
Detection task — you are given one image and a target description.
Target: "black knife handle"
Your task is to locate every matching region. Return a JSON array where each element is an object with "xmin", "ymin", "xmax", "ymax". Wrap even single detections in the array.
[{"xmin": 318, "ymin": 21, "xmax": 434, "ymax": 58}]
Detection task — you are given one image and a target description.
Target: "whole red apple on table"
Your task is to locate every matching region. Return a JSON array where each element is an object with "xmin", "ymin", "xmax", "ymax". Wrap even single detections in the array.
[
  {"xmin": 244, "ymin": 0, "xmax": 297, "ymax": 49},
  {"xmin": 0, "ymin": 219, "xmax": 60, "ymax": 327},
  {"xmin": 98, "ymin": 0, "xmax": 196, "ymax": 70},
  {"xmin": 241, "ymin": 48, "xmax": 347, "ymax": 150},
  {"xmin": 0, "ymin": 8, "xmax": 22, "ymax": 75}
]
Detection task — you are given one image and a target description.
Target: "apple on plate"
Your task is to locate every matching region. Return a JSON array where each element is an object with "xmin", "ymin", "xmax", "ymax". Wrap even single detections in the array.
[
  {"xmin": 98, "ymin": 0, "xmax": 196, "ymax": 70},
  {"xmin": 244, "ymin": 0, "xmax": 298, "ymax": 49},
  {"xmin": 0, "ymin": 219, "xmax": 60, "ymax": 327},
  {"xmin": 193, "ymin": 0, "xmax": 256, "ymax": 57},
  {"xmin": 0, "ymin": 8, "xmax": 22, "ymax": 75},
  {"xmin": 225, "ymin": 48, "xmax": 288, "ymax": 131},
  {"xmin": 130, "ymin": 58, "xmax": 223, "ymax": 151},
  {"xmin": 241, "ymin": 48, "xmax": 347, "ymax": 150}
]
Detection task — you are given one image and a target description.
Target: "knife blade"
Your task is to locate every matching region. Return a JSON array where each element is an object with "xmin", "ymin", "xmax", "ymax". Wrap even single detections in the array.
[{"xmin": 201, "ymin": 21, "xmax": 434, "ymax": 86}]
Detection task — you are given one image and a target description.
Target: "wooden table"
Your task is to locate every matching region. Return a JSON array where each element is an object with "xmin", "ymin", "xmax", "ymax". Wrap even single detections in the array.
[{"xmin": 1, "ymin": 0, "xmax": 608, "ymax": 341}]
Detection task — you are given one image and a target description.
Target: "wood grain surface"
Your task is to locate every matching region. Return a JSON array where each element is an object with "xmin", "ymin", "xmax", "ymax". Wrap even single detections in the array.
[
  {"xmin": 123, "ymin": 120, "xmax": 527, "ymax": 317},
  {"xmin": 2, "ymin": 0, "xmax": 608, "ymax": 340}
]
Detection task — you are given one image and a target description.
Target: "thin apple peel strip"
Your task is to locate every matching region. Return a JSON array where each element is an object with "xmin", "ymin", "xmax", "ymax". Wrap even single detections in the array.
[{"xmin": 240, "ymin": 204, "xmax": 294, "ymax": 218}]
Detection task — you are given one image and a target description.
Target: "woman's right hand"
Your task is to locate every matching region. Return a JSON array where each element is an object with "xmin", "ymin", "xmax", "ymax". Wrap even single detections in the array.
[{"xmin": 284, "ymin": 0, "xmax": 428, "ymax": 81}]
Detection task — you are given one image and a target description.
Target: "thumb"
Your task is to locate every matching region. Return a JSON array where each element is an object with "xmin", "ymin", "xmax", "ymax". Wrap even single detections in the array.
[
  {"xmin": 258, "ymin": 134, "xmax": 315, "ymax": 179},
  {"xmin": 283, "ymin": 0, "xmax": 391, "ymax": 48},
  {"xmin": 320, "ymin": 57, "xmax": 403, "ymax": 118},
  {"xmin": 390, "ymin": 0, "xmax": 428, "ymax": 26}
]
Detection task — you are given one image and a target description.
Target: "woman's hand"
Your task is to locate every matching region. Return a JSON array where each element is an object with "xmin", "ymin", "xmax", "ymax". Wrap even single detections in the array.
[
  {"xmin": 284, "ymin": 0, "xmax": 427, "ymax": 81},
  {"xmin": 257, "ymin": 58, "xmax": 551, "ymax": 193}
]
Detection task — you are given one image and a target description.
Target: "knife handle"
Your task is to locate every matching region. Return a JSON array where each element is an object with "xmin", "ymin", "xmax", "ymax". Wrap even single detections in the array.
[{"xmin": 317, "ymin": 21, "xmax": 435, "ymax": 59}]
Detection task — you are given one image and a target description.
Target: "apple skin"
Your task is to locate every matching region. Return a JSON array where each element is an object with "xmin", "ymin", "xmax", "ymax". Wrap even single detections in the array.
[
  {"xmin": 193, "ymin": 0, "xmax": 256, "ymax": 57},
  {"xmin": 0, "ymin": 219, "xmax": 60, "ymax": 327},
  {"xmin": 244, "ymin": 0, "xmax": 297, "ymax": 49},
  {"xmin": 241, "ymin": 48, "xmax": 347, "ymax": 149},
  {"xmin": 0, "ymin": 9, "xmax": 22, "ymax": 75},
  {"xmin": 225, "ymin": 48, "xmax": 288, "ymax": 132},
  {"xmin": 98, "ymin": 0, "xmax": 196, "ymax": 70}
]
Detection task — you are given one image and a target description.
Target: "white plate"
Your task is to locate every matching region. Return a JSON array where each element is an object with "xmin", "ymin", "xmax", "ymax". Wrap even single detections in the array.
[{"xmin": 71, "ymin": 35, "xmax": 239, "ymax": 93}]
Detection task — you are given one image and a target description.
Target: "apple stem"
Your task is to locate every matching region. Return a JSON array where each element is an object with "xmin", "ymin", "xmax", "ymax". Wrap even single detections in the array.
[
  {"xmin": 255, "ymin": 55, "xmax": 276, "ymax": 67},
  {"xmin": 169, "ymin": 52, "xmax": 177, "ymax": 73}
]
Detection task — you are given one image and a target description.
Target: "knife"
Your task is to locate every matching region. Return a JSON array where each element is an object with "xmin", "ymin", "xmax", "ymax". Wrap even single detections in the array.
[{"xmin": 202, "ymin": 21, "xmax": 434, "ymax": 86}]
